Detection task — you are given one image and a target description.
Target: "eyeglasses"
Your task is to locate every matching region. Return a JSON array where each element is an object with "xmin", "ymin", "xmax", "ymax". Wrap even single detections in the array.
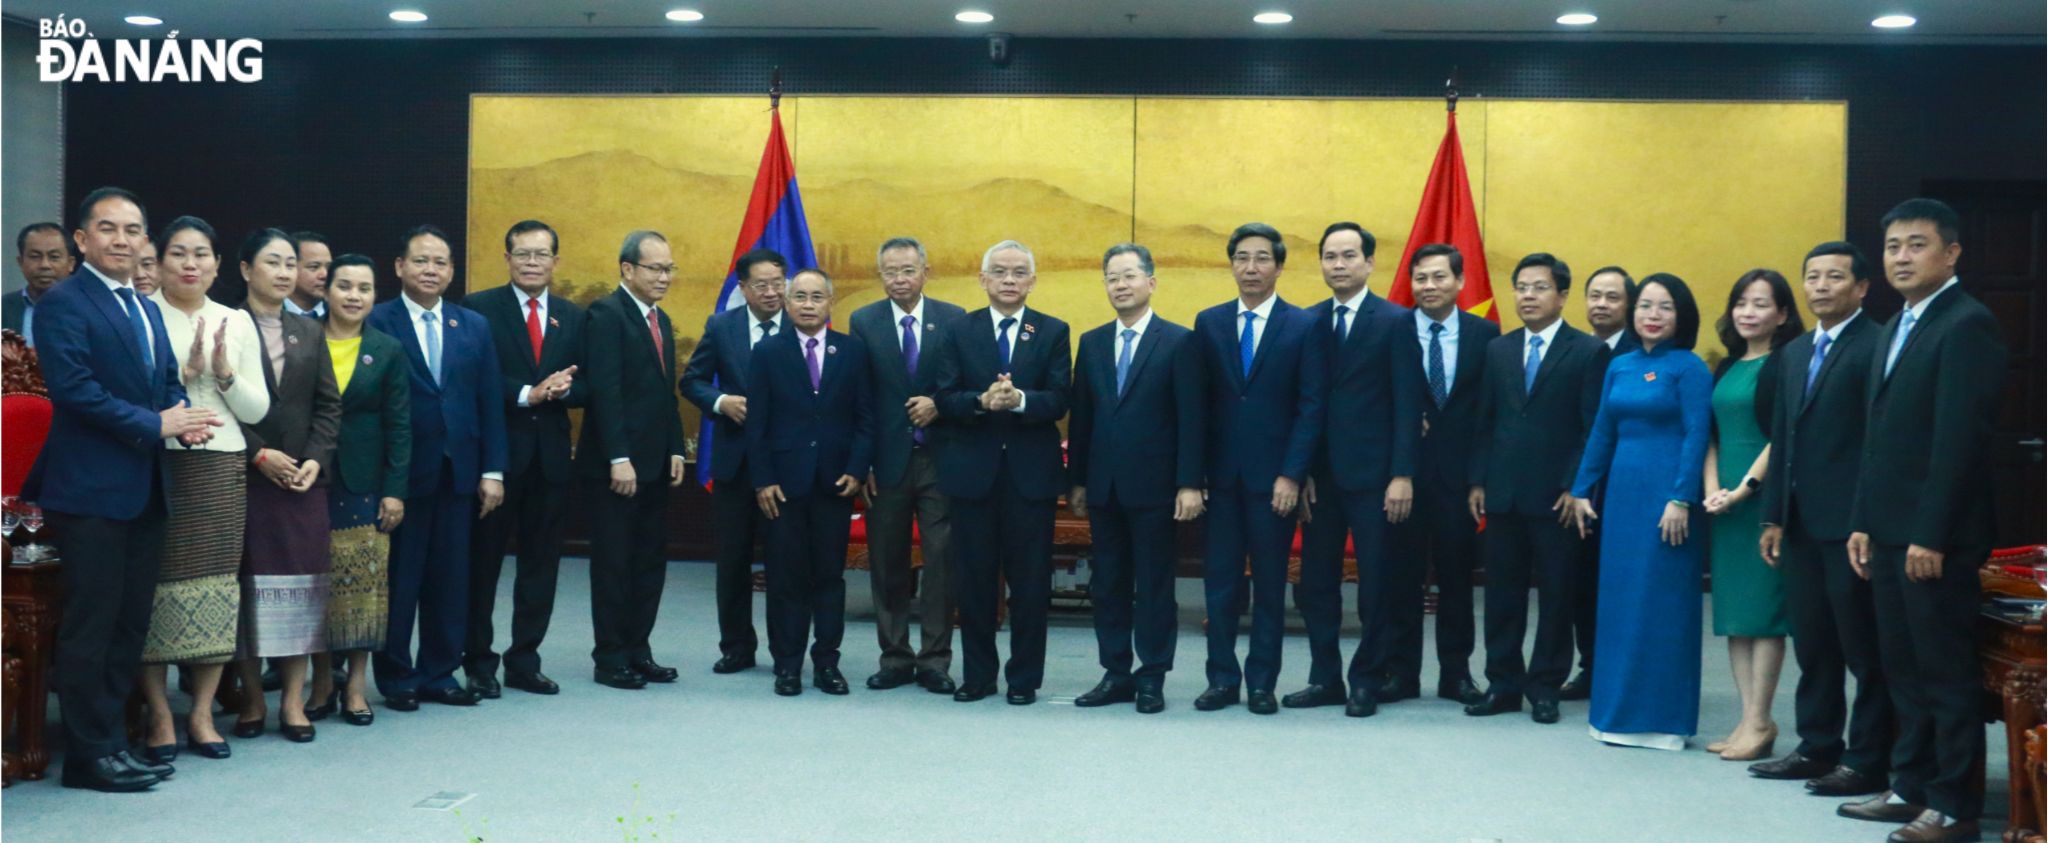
[
  {"xmin": 632, "ymin": 262, "xmax": 678, "ymax": 277},
  {"xmin": 1104, "ymin": 271, "xmax": 1149, "ymax": 286},
  {"xmin": 786, "ymin": 292, "xmax": 831, "ymax": 305},
  {"xmin": 985, "ymin": 268, "xmax": 1032, "ymax": 281},
  {"xmin": 743, "ymin": 280, "xmax": 780, "ymax": 293},
  {"xmin": 1634, "ymin": 301, "xmax": 1677, "ymax": 314},
  {"xmin": 509, "ymin": 250, "xmax": 555, "ymax": 264},
  {"xmin": 1512, "ymin": 283, "xmax": 1556, "ymax": 295},
  {"xmin": 880, "ymin": 267, "xmax": 924, "ymax": 280},
  {"xmin": 1231, "ymin": 254, "xmax": 1276, "ymax": 268}
]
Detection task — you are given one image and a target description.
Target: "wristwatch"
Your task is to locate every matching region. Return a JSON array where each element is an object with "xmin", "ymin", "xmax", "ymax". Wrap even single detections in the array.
[{"xmin": 1743, "ymin": 476, "xmax": 1762, "ymax": 492}]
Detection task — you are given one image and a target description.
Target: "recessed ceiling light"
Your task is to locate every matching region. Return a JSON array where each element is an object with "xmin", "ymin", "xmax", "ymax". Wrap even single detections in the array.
[
  {"xmin": 1253, "ymin": 11, "xmax": 1293, "ymax": 24},
  {"xmin": 125, "ymin": 15, "xmax": 164, "ymax": 26},
  {"xmin": 389, "ymin": 10, "xmax": 428, "ymax": 23},
  {"xmin": 666, "ymin": 9, "xmax": 704, "ymax": 22},
  {"xmin": 1557, "ymin": 13, "xmax": 1598, "ymax": 26},
  {"xmin": 955, "ymin": 11, "xmax": 994, "ymax": 24},
  {"xmin": 1871, "ymin": 14, "xmax": 1916, "ymax": 28}
]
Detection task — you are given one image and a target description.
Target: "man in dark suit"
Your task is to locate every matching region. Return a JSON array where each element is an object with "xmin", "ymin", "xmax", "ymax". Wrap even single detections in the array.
[
  {"xmin": 679, "ymin": 248, "xmax": 787, "ymax": 674},
  {"xmin": 1291, "ymin": 223, "xmax": 1419, "ymax": 718},
  {"xmin": 1466, "ymin": 251, "xmax": 1606, "ymax": 725},
  {"xmin": 1383, "ymin": 242, "xmax": 1496, "ymax": 707},
  {"xmin": 1560, "ymin": 265, "xmax": 1638, "ymax": 700},
  {"xmin": 1067, "ymin": 243, "xmax": 1205, "ymax": 714},
  {"xmin": 847, "ymin": 237, "xmax": 964, "ymax": 694},
  {"xmin": 286, "ymin": 231, "xmax": 330, "ymax": 319},
  {"xmin": 747, "ymin": 269, "xmax": 875, "ymax": 697},
  {"xmin": 29, "ymin": 187, "xmax": 216, "ymax": 791},
  {"xmin": 1748, "ymin": 242, "xmax": 1891, "ymax": 797},
  {"xmin": 462, "ymin": 220, "xmax": 585, "ymax": 698},
  {"xmin": 367, "ymin": 225, "xmax": 509, "ymax": 711},
  {"xmin": 1191, "ymin": 223, "xmax": 1325, "ymax": 716},
  {"xmin": 7, "ymin": 221, "xmax": 73, "ymax": 346},
  {"xmin": 577, "ymin": 230, "xmax": 688, "ymax": 691},
  {"xmin": 1838, "ymin": 199, "xmax": 2007, "ymax": 843},
  {"xmin": 931, "ymin": 239, "xmax": 1070, "ymax": 706}
]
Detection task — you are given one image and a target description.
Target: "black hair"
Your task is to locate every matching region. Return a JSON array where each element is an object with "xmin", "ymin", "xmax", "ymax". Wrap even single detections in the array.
[
  {"xmin": 1409, "ymin": 243, "xmax": 1463, "ymax": 277},
  {"xmin": 291, "ymin": 230, "xmax": 329, "ymax": 253},
  {"xmin": 400, "ymin": 224, "xmax": 451, "ymax": 258},
  {"xmin": 154, "ymin": 216, "xmax": 218, "ymax": 255},
  {"xmin": 15, "ymin": 222, "xmax": 64, "ymax": 255},
  {"xmin": 1317, "ymin": 222, "xmax": 1376, "ymax": 258},
  {"xmin": 328, "ymin": 252, "xmax": 376, "ymax": 279},
  {"xmin": 1226, "ymin": 222, "xmax": 1287, "ymax": 267},
  {"xmin": 1102, "ymin": 242, "xmax": 1155, "ymax": 276},
  {"xmin": 505, "ymin": 219, "xmax": 559, "ymax": 254},
  {"xmin": 1802, "ymin": 241, "xmax": 1875, "ymax": 282},
  {"xmin": 1585, "ymin": 265, "xmax": 1637, "ymax": 306},
  {"xmin": 75, "ymin": 186, "xmax": 146, "ymax": 231},
  {"xmin": 1636, "ymin": 272, "xmax": 1701, "ymax": 351},
  {"xmin": 735, "ymin": 248, "xmax": 788, "ymax": 281},
  {"xmin": 1880, "ymin": 197, "xmax": 1962, "ymax": 246},
  {"xmin": 239, "ymin": 227, "xmax": 295, "ymax": 267},
  {"xmin": 1715, "ymin": 269, "xmax": 1806, "ymax": 375},
  {"xmin": 1513, "ymin": 252, "xmax": 1573, "ymax": 294}
]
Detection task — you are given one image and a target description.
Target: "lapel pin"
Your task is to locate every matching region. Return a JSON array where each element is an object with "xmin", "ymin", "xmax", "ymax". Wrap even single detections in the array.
[
  {"xmin": 286, "ymin": 333, "xmax": 300, "ymax": 345},
  {"xmin": 1023, "ymin": 323, "xmax": 1037, "ymax": 334},
  {"xmin": 361, "ymin": 354, "xmax": 374, "ymax": 365},
  {"xmin": 926, "ymin": 323, "xmax": 936, "ymax": 331},
  {"xmin": 1020, "ymin": 333, "xmax": 1032, "ymax": 342},
  {"xmin": 826, "ymin": 345, "xmax": 837, "ymax": 355},
  {"xmin": 448, "ymin": 318, "xmax": 458, "ymax": 328},
  {"xmin": 548, "ymin": 317, "xmax": 559, "ymax": 328},
  {"xmin": 1644, "ymin": 372, "xmax": 1658, "ymax": 382}
]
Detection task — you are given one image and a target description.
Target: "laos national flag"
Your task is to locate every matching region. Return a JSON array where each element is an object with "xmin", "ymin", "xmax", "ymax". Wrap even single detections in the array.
[{"xmin": 698, "ymin": 106, "xmax": 819, "ymax": 488}]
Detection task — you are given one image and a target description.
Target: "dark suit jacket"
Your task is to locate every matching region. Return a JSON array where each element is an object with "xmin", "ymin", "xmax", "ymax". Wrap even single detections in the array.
[
  {"xmin": 1067, "ymin": 314, "xmax": 1205, "ymax": 508},
  {"xmin": 466, "ymin": 285, "xmax": 586, "ymax": 483},
  {"xmin": 680, "ymin": 306, "xmax": 778, "ymax": 484},
  {"xmin": 1193, "ymin": 297, "xmax": 1325, "ymax": 491},
  {"xmin": 847, "ymin": 296, "xmax": 967, "ymax": 488},
  {"xmin": 366, "ymin": 297, "xmax": 508, "ymax": 496},
  {"xmin": 576, "ymin": 288, "xmax": 684, "ymax": 481},
  {"xmin": 1848, "ymin": 286, "xmax": 2008, "ymax": 550},
  {"xmin": 1759, "ymin": 316, "xmax": 1879, "ymax": 540},
  {"xmin": 1304, "ymin": 294, "xmax": 1422, "ymax": 493},
  {"xmin": 1470, "ymin": 322, "xmax": 1608, "ymax": 516},
  {"xmin": 1, "ymin": 290, "xmax": 29, "ymax": 336},
  {"xmin": 23, "ymin": 269, "xmax": 186, "ymax": 519},
  {"xmin": 744, "ymin": 328, "xmax": 876, "ymax": 497},
  {"xmin": 1415, "ymin": 310, "xmax": 1500, "ymax": 494},
  {"xmin": 242, "ymin": 309, "xmax": 342, "ymax": 485},
  {"xmin": 331, "ymin": 327, "xmax": 412, "ymax": 500},
  {"xmin": 931, "ymin": 306, "xmax": 1071, "ymax": 501}
]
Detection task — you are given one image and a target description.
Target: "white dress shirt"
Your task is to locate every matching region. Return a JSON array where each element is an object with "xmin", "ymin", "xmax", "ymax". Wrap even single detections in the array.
[
  {"xmin": 990, "ymin": 306, "xmax": 1031, "ymax": 413},
  {"xmin": 1603, "ymin": 331, "xmax": 1624, "ymax": 351},
  {"xmin": 1522, "ymin": 318, "xmax": 1564, "ymax": 369},
  {"xmin": 795, "ymin": 324, "xmax": 830, "ymax": 387},
  {"xmin": 893, "ymin": 297, "xmax": 926, "ymax": 353},
  {"xmin": 402, "ymin": 293, "xmax": 503, "ymax": 482},
  {"xmin": 1236, "ymin": 294, "xmax": 1277, "ymax": 355},
  {"xmin": 1817, "ymin": 309, "xmax": 1863, "ymax": 344},
  {"xmin": 1117, "ymin": 308, "xmax": 1154, "ymax": 362},
  {"xmin": 86, "ymin": 261, "xmax": 155, "ymax": 354},
  {"xmin": 1903, "ymin": 277, "xmax": 1960, "ymax": 322},
  {"xmin": 1415, "ymin": 307, "xmax": 1460, "ymax": 387},
  {"xmin": 513, "ymin": 286, "xmax": 548, "ymax": 407},
  {"xmin": 283, "ymin": 298, "xmax": 326, "ymax": 319}
]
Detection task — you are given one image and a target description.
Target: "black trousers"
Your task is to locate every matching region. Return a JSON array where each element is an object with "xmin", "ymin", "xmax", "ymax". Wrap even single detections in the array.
[
  {"xmin": 464, "ymin": 460, "xmax": 567, "ymax": 677},
  {"xmin": 1570, "ymin": 513, "xmax": 1600, "ymax": 677},
  {"xmin": 1087, "ymin": 495, "xmax": 1178, "ymax": 686},
  {"xmin": 709, "ymin": 477, "xmax": 764, "ymax": 659},
  {"xmin": 587, "ymin": 477, "xmax": 670, "ymax": 671},
  {"xmin": 1297, "ymin": 483, "xmax": 1393, "ymax": 690},
  {"xmin": 51, "ymin": 495, "xmax": 166, "ymax": 763},
  {"xmin": 1780, "ymin": 515, "xmax": 1893, "ymax": 774},
  {"xmin": 1869, "ymin": 542, "xmax": 1984, "ymax": 820},
  {"xmin": 1385, "ymin": 476, "xmax": 1478, "ymax": 687},
  {"xmin": 1480, "ymin": 511, "xmax": 1581, "ymax": 702},
  {"xmin": 764, "ymin": 491, "xmax": 854, "ymax": 675},
  {"xmin": 950, "ymin": 459, "xmax": 1054, "ymax": 691}
]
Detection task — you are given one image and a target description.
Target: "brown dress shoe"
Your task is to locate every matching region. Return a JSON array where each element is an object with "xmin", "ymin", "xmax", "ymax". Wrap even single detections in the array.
[
  {"xmin": 1886, "ymin": 810, "xmax": 1979, "ymax": 843},
  {"xmin": 1838, "ymin": 791, "xmax": 1925, "ymax": 823}
]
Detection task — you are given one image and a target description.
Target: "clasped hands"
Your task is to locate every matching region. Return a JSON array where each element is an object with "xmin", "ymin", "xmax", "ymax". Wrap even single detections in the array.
[
  {"xmin": 527, "ymin": 365, "xmax": 579, "ymax": 404},
  {"xmin": 978, "ymin": 375, "xmax": 1022, "ymax": 412}
]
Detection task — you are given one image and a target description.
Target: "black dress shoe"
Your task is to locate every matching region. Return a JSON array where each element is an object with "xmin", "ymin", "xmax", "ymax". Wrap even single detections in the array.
[
  {"xmin": 420, "ymin": 686, "xmax": 481, "ymax": 706},
  {"xmin": 1463, "ymin": 692, "xmax": 1523, "ymax": 717},
  {"xmin": 116, "ymin": 749, "xmax": 173, "ymax": 779},
  {"xmin": 231, "ymin": 718, "xmax": 265, "ymax": 738},
  {"xmin": 1281, "ymin": 683, "xmax": 1347, "ymax": 708},
  {"xmin": 280, "ymin": 722, "xmax": 316, "ymax": 743},
  {"xmin": 504, "ymin": 671, "xmax": 560, "ymax": 695},
  {"xmin": 1247, "ymin": 690, "xmax": 1278, "ymax": 715},
  {"xmin": 595, "ymin": 667, "xmax": 648, "ymax": 690},
  {"xmin": 1437, "ymin": 678, "xmax": 1484, "ymax": 706},
  {"xmin": 1374, "ymin": 676, "xmax": 1422, "ymax": 703},
  {"xmin": 141, "ymin": 743, "xmax": 179, "ymax": 765},
  {"xmin": 1530, "ymin": 699, "xmax": 1561, "ymax": 724},
  {"xmin": 712, "ymin": 654, "xmax": 757, "ymax": 674},
  {"xmin": 629, "ymin": 658, "xmax": 680, "ymax": 683},
  {"xmin": 1807, "ymin": 765, "xmax": 1888, "ymax": 797},
  {"xmin": 1006, "ymin": 687, "xmax": 1036, "ymax": 705},
  {"xmin": 774, "ymin": 673, "xmax": 803, "ymax": 696},
  {"xmin": 304, "ymin": 689, "xmax": 339, "ymax": 722},
  {"xmin": 916, "ymin": 669, "xmax": 957, "ymax": 695},
  {"xmin": 1193, "ymin": 686, "xmax": 1241, "ymax": 711},
  {"xmin": 1838, "ymin": 791, "xmax": 1925, "ymax": 823},
  {"xmin": 384, "ymin": 691, "xmax": 420, "ymax": 711},
  {"xmin": 341, "ymin": 707, "xmax": 375, "ymax": 727},
  {"xmin": 61, "ymin": 756, "xmax": 159, "ymax": 792},
  {"xmin": 815, "ymin": 667, "xmax": 851, "ymax": 695},
  {"xmin": 866, "ymin": 667, "xmax": 915, "ymax": 690},
  {"xmin": 1750, "ymin": 752, "xmax": 1835, "ymax": 780},
  {"xmin": 1558, "ymin": 670, "xmax": 1593, "ymax": 701},
  {"xmin": 187, "ymin": 739, "xmax": 231, "ymax": 759},
  {"xmin": 467, "ymin": 673, "xmax": 502, "ymax": 700},
  {"xmin": 1135, "ymin": 686, "xmax": 1166, "ymax": 714},
  {"xmin": 1074, "ymin": 678, "xmax": 1138, "ymax": 707},
  {"xmin": 1345, "ymin": 687, "xmax": 1379, "ymax": 717},
  {"xmin": 953, "ymin": 682, "xmax": 996, "ymax": 702}
]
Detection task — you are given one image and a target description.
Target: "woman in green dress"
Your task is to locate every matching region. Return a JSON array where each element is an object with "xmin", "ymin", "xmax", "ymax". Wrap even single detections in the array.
[{"xmin": 1702, "ymin": 268, "xmax": 1803, "ymax": 761}]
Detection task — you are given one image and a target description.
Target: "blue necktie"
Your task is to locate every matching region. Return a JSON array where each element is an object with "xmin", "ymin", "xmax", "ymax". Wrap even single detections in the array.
[
  {"xmin": 1884, "ymin": 310, "xmax": 1917, "ymax": 379},
  {"xmin": 1239, "ymin": 311, "xmax": 1258, "ymax": 378},
  {"xmin": 1804, "ymin": 330, "xmax": 1831, "ymax": 400},
  {"xmin": 997, "ymin": 316, "xmax": 1015, "ymax": 374},
  {"xmin": 1524, "ymin": 334, "xmax": 1544, "ymax": 393},
  {"xmin": 902, "ymin": 315, "xmax": 924, "ymax": 445},
  {"xmin": 1333, "ymin": 304, "xmax": 1351, "ymax": 343},
  {"xmin": 113, "ymin": 287, "xmax": 153, "ymax": 373},
  {"xmin": 1428, "ymin": 321, "xmax": 1448, "ymax": 407},
  {"xmin": 1115, "ymin": 328, "xmax": 1136, "ymax": 396},
  {"xmin": 422, "ymin": 310, "xmax": 443, "ymax": 386}
]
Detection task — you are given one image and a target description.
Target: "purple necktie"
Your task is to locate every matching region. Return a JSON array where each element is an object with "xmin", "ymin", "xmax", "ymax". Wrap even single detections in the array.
[
  {"xmin": 902, "ymin": 315, "xmax": 924, "ymax": 445},
  {"xmin": 805, "ymin": 337, "xmax": 821, "ymax": 392}
]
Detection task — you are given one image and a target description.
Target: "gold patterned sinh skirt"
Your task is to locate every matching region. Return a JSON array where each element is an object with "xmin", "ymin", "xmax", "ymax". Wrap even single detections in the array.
[
  {"xmin": 325, "ymin": 491, "xmax": 389, "ymax": 652},
  {"xmin": 144, "ymin": 450, "xmax": 246, "ymax": 665}
]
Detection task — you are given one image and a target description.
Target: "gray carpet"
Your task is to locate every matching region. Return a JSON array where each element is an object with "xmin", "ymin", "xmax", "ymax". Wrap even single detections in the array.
[{"xmin": 2, "ymin": 558, "xmax": 2012, "ymax": 842}]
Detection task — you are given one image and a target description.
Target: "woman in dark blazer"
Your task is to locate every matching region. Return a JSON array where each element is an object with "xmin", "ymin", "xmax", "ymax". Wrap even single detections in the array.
[
  {"xmin": 306, "ymin": 253, "xmax": 411, "ymax": 726},
  {"xmin": 231, "ymin": 228, "xmax": 342, "ymax": 743}
]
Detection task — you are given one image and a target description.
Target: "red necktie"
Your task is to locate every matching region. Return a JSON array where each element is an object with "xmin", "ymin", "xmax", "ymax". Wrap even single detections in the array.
[
  {"xmin": 646, "ymin": 307, "xmax": 664, "ymax": 366},
  {"xmin": 525, "ymin": 298, "xmax": 544, "ymax": 366}
]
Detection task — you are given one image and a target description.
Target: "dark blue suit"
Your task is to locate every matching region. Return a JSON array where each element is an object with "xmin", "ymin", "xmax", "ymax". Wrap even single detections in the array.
[
  {"xmin": 679, "ymin": 305, "xmax": 781, "ymax": 660},
  {"xmin": 1068, "ymin": 314, "xmax": 1204, "ymax": 687},
  {"xmin": 1192, "ymin": 296, "xmax": 1324, "ymax": 694},
  {"xmin": 26, "ymin": 267, "xmax": 185, "ymax": 764},
  {"xmin": 746, "ymin": 328, "xmax": 874, "ymax": 676},
  {"xmin": 366, "ymin": 296, "xmax": 508, "ymax": 696},
  {"xmin": 1297, "ymin": 293, "xmax": 1421, "ymax": 691}
]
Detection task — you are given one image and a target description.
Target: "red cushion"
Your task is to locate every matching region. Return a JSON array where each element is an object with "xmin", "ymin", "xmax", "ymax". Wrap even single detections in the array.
[
  {"xmin": 1288, "ymin": 525, "xmax": 1354, "ymax": 556},
  {"xmin": 2, "ymin": 393, "xmax": 53, "ymax": 496}
]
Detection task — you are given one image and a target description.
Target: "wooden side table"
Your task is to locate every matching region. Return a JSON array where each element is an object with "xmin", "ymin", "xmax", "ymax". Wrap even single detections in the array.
[{"xmin": 4, "ymin": 559, "xmax": 62, "ymax": 786}]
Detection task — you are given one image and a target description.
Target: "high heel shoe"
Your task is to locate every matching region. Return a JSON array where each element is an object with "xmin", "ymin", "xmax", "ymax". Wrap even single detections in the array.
[
  {"xmin": 280, "ymin": 722, "xmax": 316, "ymax": 744},
  {"xmin": 141, "ymin": 743, "xmax": 179, "ymax": 765},
  {"xmin": 231, "ymin": 717, "xmax": 266, "ymax": 739},
  {"xmin": 1719, "ymin": 723, "xmax": 1778, "ymax": 761},
  {"xmin": 304, "ymin": 689, "xmax": 338, "ymax": 722},
  {"xmin": 341, "ymin": 706, "xmax": 375, "ymax": 726},
  {"xmin": 186, "ymin": 739, "xmax": 231, "ymax": 759},
  {"xmin": 1705, "ymin": 728, "xmax": 1740, "ymax": 754}
]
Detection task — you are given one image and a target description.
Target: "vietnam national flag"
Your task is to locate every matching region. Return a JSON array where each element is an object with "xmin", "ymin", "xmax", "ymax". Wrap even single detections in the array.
[{"xmin": 1389, "ymin": 110, "xmax": 1497, "ymax": 322}]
